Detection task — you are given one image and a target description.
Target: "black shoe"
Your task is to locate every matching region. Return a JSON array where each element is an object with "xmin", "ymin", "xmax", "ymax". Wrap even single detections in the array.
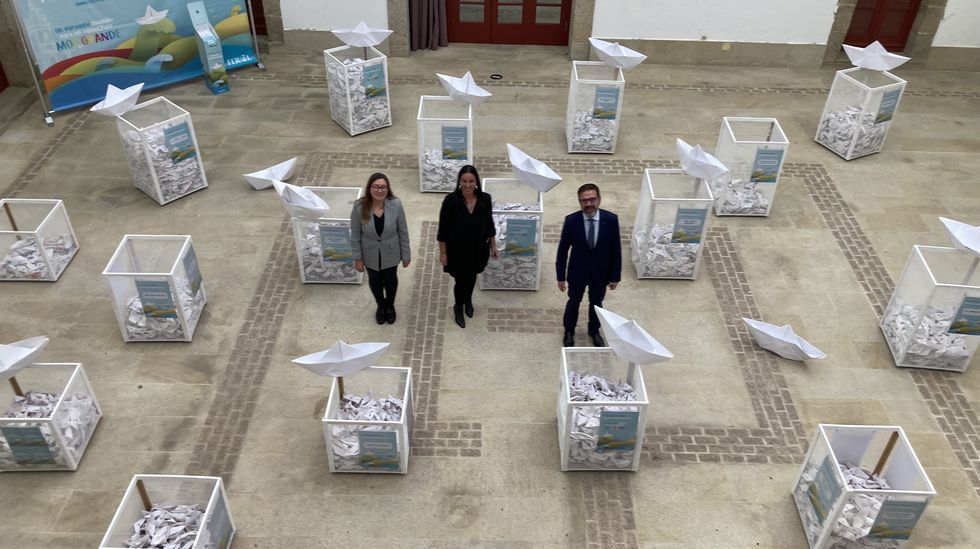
[
  {"xmin": 563, "ymin": 332, "xmax": 575, "ymax": 347},
  {"xmin": 386, "ymin": 305, "xmax": 396, "ymax": 324},
  {"xmin": 589, "ymin": 332, "xmax": 605, "ymax": 347},
  {"xmin": 375, "ymin": 305, "xmax": 386, "ymax": 325},
  {"xmin": 453, "ymin": 305, "xmax": 465, "ymax": 328},
  {"xmin": 464, "ymin": 302, "xmax": 474, "ymax": 318}
]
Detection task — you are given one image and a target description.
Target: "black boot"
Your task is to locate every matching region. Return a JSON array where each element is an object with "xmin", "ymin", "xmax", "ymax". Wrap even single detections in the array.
[
  {"xmin": 464, "ymin": 300, "xmax": 474, "ymax": 318},
  {"xmin": 453, "ymin": 304, "xmax": 465, "ymax": 328},
  {"xmin": 375, "ymin": 304, "xmax": 386, "ymax": 325},
  {"xmin": 385, "ymin": 303, "xmax": 396, "ymax": 324}
]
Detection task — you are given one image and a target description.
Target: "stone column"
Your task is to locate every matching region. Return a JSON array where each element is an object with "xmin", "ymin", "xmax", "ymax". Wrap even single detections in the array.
[
  {"xmin": 906, "ymin": 0, "xmax": 946, "ymax": 69},
  {"xmin": 0, "ymin": 0, "xmax": 34, "ymax": 87},
  {"xmin": 387, "ymin": 0, "xmax": 410, "ymax": 57},
  {"xmin": 568, "ymin": 0, "xmax": 595, "ymax": 60},
  {"xmin": 260, "ymin": 0, "xmax": 285, "ymax": 44},
  {"xmin": 821, "ymin": 0, "xmax": 858, "ymax": 66}
]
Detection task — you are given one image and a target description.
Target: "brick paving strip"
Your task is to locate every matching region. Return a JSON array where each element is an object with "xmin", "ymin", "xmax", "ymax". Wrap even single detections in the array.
[
  {"xmin": 789, "ymin": 163, "xmax": 980, "ymax": 498},
  {"xmin": 231, "ymin": 70, "xmax": 980, "ymax": 98},
  {"xmin": 185, "ymin": 216, "xmax": 299, "ymax": 479},
  {"xmin": 402, "ymin": 221, "xmax": 483, "ymax": 457},
  {"xmin": 581, "ymin": 472, "xmax": 639, "ymax": 549}
]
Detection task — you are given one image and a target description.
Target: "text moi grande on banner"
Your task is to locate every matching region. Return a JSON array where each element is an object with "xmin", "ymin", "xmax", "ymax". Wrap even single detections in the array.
[{"xmin": 12, "ymin": 0, "xmax": 257, "ymax": 111}]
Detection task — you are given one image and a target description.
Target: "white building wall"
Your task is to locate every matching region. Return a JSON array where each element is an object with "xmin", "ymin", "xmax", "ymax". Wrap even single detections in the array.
[
  {"xmin": 932, "ymin": 0, "xmax": 980, "ymax": 47},
  {"xmin": 281, "ymin": 0, "xmax": 388, "ymax": 31},
  {"xmin": 591, "ymin": 0, "xmax": 838, "ymax": 44}
]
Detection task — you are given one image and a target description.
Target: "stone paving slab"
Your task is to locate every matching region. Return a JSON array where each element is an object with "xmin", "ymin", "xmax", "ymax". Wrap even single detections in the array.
[{"xmin": 1, "ymin": 44, "xmax": 979, "ymax": 548}]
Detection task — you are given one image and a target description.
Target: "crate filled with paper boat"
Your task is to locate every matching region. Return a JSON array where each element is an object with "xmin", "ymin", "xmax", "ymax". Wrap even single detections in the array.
[
  {"xmin": 0, "ymin": 199, "xmax": 79, "ymax": 281},
  {"xmin": 815, "ymin": 42, "xmax": 909, "ymax": 161},
  {"xmin": 323, "ymin": 366, "xmax": 413, "ymax": 473},
  {"xmin": 291, "ymin": 186, "xmax": 364, "ymax": 284},
  {"xmin": 631, "ymin": 168, "xmax": 714, "ymax": 280},
  {"xmin": 1, "ymin": 337, "xmax": 101, "ymax": 472},
  {"xmin": 325, "ymin": 21, "xmax": 395, "ymax": 136},
  {"xmin": 115, "ymin": 97, "xmax": 208, "ymax": 205},
  {"xmin": 712, "ymin": 117, "xmax": 789, "ymax": 216},
  {"xmin": 292, "ymin": 341, "xmax": 414, "ymax": 474},
  {"xmin": 100, "ymin": 474, "xmax": 235, "ymax": 549},
  {"xmin": 565, "ymin": 62, "xmax": 624, "ymax": 154},
  {"xmin": 480, "ymin": 145, "xmax": 561, "ymax": 290},
  {"xmin": 480, "ymin": 178, "xmax": 544, "ymax": 291},
  {"xmin": 417, "ymin": 95, "xmax": 473, "ymax": 192},
  {"xmin": 880, "ymin": 242, "xmax": 980, "ymax": 372},
  {"xmin": 272, "ymin": 181, "xmax": 362, "ymax": 284},
  {"xmin": 325, "ymin": 46, "xmax": 392, "ymax": 136},
  {"xmin": 565, "ymin": 39, "xmax": 644, "ymax": 155},
  {"xmin": 102, "ymin": 235, "xmax": 206, "ymax": 342},
  {"xmin": 557, "ymin": 347, "xmax": 648, "ymax": 471},
  {"xmin": 792, "ymin": 424, "xmax": 935, "ymax": 549}
]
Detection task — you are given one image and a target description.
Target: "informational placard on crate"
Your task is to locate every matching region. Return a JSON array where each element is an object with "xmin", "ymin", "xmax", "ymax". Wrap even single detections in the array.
[
  {"xmin": 357, "ymin": 430, "xmax": 399, "ymax": 470},
  {"xmin": 134, "ymin": 280, "xmax": 177, "ymax": 319},
  {"xmin": 596, "ymin": 410, "xmax": 639, "ymax": 453},
  {"xmin": 1, "ymin": 426, "xmax": 57, "ymax": 465},
  {"xmin": 948, "ymin": 295, "xmax": 980, "ymax": 336}
]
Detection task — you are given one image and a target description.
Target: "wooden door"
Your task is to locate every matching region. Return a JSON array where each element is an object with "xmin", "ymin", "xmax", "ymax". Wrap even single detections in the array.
[
  {"xmin": 447, "ymin": 0, "xmax": 571, "ymax": 45},
  {"xmin": 250, "ymin": 0, "xmax": 267, "ymax": 35},
  {"xmin": 844, "ymin": 0, "xmax": 922, "ymax": 51}
]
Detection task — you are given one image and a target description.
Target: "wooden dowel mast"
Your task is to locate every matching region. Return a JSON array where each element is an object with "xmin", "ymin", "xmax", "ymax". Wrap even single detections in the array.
[
  {"xmin": 8, "ymin": 376, "xmax": 24, "ymax": 397},
  {"xmin": 872, "ymin": 431, "xmax": 900, "ymax": 477},
  {"xmin": 136, "ymin": 479, "xmax": 152, "ymax": 512},
  {"xmin": 3, "ymin": 202, "xmax": 17, "ymax": 232}
]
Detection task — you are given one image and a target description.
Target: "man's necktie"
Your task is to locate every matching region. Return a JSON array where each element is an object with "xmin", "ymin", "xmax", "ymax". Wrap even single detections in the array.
[{"xmin": 587, "ymin": 218, "xmax": 596, "ymax": 250}]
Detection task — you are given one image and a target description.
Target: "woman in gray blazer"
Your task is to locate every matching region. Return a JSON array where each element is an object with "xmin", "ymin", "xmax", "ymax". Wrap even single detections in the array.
[{"xmin": 351, "ymin": 173, "xmax": 411, "ymax": 324}]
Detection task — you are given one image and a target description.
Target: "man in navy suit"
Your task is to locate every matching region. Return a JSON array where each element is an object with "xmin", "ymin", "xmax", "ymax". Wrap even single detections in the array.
[{"xmin": 556, "ymin": 183, "xmax": 622, "ymax": 347}]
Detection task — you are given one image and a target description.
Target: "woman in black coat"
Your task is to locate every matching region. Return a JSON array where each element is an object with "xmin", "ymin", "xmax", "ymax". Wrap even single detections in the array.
[{"xmin": 437, "ymin": 165, "xmax": 498, "ymax": 328}]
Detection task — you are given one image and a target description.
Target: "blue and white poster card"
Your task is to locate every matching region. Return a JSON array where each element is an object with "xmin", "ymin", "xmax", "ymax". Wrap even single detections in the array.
[
  {"xmin": 750, "ymin": 148, "xmax": 784, "ymax": 183},
  {"xmin": 503, "ymin": 217, "xmax": 537, "ymax": 256},
  {"xmin": 671, "ymin": 208, "xmax": 708, "ymax": 244},
  {"xmin": 362, "ymin": 63, "xmax": 387, "ymax": 98},
  {"xmin": 948, "ymin": 295, "xmax": 980, "ymax": 336},
  {"xmin": 187, "ymin": 1, "xmax": 228, "ymax": 94},
  {"xmin": 182, "ymin": 246, "xmax": 203, "ymax": 296},
  {"xmin": 592, "ymin": 86, "xmax": 620, "ymax": 120},
  {"xmin": 163, "ymin": 122, "xmax": 197, "ymax": 164},
  {"xmin": 441, "ymin": 126, "xmax": 468, "ymax": 160},
  {"xmin": 869, "ymin": 499, "xmax": 927, "ymax": 540},
  {"xmin": 875, "ymin": 89, "xmax": 901, "ymax": 124},
  {"xmin": 808, "ymin": 456, "xmax": 843, "ymax": 525},
  {"xmin": 319, "ymin": 226, "xmax": 353, "ymax": 263},
  {"xmin": 135, "ymin": 279, "xmax": 178, "ymax": 319},
  {"xmin": 596, "ymin": 410, "xmax": 639, "ymax": 453},
  {"xmin": 0, "ymin": 426, "xmax": 57, "ymax": 465},
  {"xmin": 357, "ymin": 430, "xmax": 399, "ymax": 470}
]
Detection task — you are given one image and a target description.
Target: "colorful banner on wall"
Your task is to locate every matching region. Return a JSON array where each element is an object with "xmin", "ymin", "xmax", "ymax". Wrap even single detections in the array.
[{"xmin": 12, "ymin": 0, "xmax": 257, "ymax": 111}]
